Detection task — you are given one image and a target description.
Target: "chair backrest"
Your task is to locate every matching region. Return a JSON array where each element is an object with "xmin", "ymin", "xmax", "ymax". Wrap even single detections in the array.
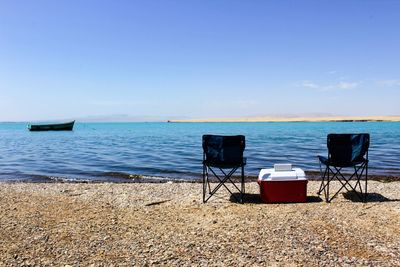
[
  {"xmin": 327, "ymin": 133, "xmax": 370, "ymax": 165},
  {"xmin": 202, "ymin": 135, "xmax": 245, "ymax": 166}
]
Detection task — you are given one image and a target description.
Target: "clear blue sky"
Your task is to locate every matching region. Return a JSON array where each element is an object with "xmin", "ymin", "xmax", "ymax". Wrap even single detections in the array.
[{"xmin": 1, "ymin": 0, "xmax": 399, "ymax": 121}]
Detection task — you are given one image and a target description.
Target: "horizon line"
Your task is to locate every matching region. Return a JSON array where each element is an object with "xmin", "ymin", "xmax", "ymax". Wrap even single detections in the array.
[{"xmin": 2, "ymin": 115, "xmax": 400, "ymax": 123}]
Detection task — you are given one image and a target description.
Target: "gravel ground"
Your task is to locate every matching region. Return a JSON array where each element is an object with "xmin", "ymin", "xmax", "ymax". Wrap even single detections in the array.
[{"xmin": 0, "ymin": 181, "xmax": 399, "ymax": 266}]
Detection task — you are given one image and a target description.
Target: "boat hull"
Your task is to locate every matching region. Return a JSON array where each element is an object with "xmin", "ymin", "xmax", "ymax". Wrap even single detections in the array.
[{"xmin": 28, "ymin": 121, "xmax": 75, "ymax": 131}]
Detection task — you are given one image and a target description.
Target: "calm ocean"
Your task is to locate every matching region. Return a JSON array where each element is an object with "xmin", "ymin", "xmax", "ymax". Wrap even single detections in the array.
[{"xmin": 0, "ymin": 122, "xmax": 399, "ymax": 182}]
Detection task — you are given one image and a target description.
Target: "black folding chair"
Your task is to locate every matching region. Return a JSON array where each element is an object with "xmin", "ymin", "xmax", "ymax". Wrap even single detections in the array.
[
  {"xmin": 202, "ymin": 135, "xmax": 246, "ymax": 203},
  {"xmin": 317, "ymin": 133, "xmax": 370, "ymax": 202}
]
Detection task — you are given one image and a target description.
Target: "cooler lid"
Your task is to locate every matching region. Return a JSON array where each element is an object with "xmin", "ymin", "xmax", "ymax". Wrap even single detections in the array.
[{"xmin": 258, "ymin": 168, "xmax": 306, "ymax": 181}]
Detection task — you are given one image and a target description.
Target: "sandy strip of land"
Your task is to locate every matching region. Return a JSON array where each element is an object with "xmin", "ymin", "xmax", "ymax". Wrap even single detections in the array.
[
  {"xmin": 170, "ymin": 115, "xmax": 400, "ymax": 123},
  {"xmin": 1, "ymin": 181, "xmax": 400, "ymax": 266}
]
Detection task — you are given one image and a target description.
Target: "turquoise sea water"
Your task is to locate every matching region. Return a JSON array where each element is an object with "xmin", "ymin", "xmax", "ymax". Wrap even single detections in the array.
[{"xmin": 0, "ymin": 122, "xmax": 399, "ymax": 182}]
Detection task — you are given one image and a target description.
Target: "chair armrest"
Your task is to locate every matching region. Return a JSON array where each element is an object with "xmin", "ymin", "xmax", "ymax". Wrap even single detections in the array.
[{"xmin": 318, "ymin": 155, "xmax": 329, "ymax": 166}]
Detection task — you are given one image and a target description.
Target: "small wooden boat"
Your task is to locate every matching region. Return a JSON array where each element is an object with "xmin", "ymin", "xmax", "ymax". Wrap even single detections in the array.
[{"xmin": 28, "ymin": 121, "xmax": 75, "ymax": 131}]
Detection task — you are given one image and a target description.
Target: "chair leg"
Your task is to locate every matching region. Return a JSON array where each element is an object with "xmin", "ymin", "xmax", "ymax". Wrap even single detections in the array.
[
  {"xmin": 356, "ymin": 162, "xmax": 368, "ymax": 202},
  {"xmin": 325, "ymin": 163, "xmax": 368, "ymax": 203},
  {"xmin": 326, "ymin": 167, "xmax": 330, "ymax": 202},
  {"xmin": 206, "ymin": 166, "xmax": 211, "ymax": 194},
  {"xmin": 317, "ymin": 159, "xmax": 324, "ymax": 195},
  {"xmin": 335, "ymin": 167, "xmax": 361, "ymax": 194},
  {"xmin": 202, "ymin": 164, "xmax": 206, "ymax": 203},
  {"xmin": 356, "ymin": 165, "xmax": 363, "ymax": 196},
  {"xmin": 203, "ymin": 165, "xmax": 244, "ymax": 204},
  {"xmin": 240, "ymin": 165, "xmax": 244, "ymax": 204},
  {"xmin": 203, "ymin": 165, "xmax": 213, "ymax": 203},
  {"xmin": 318, "ymin": 166, "xmax": 328, "ymax": 195},
  {"xmin": 365, "ymin": 162, "xmax": 368, "ymax": 202},
  {"xmin": 354, "ymin": 165, "xmax": 365, "ymax": 202}
]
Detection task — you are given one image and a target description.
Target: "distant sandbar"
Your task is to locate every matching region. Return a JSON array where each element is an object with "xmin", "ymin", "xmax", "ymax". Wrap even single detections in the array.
[{"xmin": 169, "ymin": 115, "xmax": 400, "ymax": 123}]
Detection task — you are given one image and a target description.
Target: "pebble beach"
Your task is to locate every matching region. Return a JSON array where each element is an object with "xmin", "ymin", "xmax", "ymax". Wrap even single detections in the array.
[{"xmin": 1, "ymin": 180, "xmax": 399, "ymax": 266}]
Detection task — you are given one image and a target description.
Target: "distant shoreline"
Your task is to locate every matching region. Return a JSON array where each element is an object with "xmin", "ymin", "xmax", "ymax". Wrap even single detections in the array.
[
  {"xmin": 168, "ymin": 115, "xmax": 400, "ymax": 123},
  {"xmin": 2, "ymin": 115, "xmax": 400, "ymax": 123}
]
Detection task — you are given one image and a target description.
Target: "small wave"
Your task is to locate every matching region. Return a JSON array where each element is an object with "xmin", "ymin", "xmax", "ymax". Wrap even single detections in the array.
[
  {"xmin": 46, "ymin": 176, "xmax": 93, "ymax": 183},
  {"xmin": 0, "ymin": 172, "xmax": 200, "ymax": 183}
]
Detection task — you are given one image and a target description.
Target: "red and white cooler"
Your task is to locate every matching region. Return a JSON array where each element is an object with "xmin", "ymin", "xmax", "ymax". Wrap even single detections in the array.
[{"xmin": 258, "ymin": 164, "xmax": 307, "ymax": 203}]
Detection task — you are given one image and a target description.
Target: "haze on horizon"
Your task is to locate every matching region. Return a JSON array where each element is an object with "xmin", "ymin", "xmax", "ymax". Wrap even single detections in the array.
[{"xmin": 1, "ymin": 1, "xmax": 399, "ymax": 122}]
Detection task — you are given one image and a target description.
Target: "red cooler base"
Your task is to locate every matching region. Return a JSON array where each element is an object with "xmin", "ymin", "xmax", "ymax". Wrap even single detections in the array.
[{"xmin": 259, "ymin": 180, "xmax": 308, "ymax": 203}]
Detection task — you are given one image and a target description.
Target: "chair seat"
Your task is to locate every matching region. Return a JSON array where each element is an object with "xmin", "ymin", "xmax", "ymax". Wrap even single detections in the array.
[
  {"xmin": 203, "ymin": 158, "xmax": 246, "ymax": 168},
  {"xmin": 318, "ymin": 155, "xmax": 367, "ymax": 168}
]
